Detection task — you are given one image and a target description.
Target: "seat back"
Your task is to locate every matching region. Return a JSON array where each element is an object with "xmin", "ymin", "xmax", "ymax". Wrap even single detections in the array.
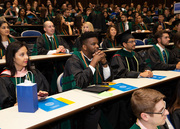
[
  {"xmin": 57, "ymin": 73, "xmax": 64, "ymax": 93},
  {"xmin": 143, "ymin": 38, "xmax": 148, "ymax": 45},
  {"xmin": 135, "ymin": 39, "xmax": 144, "ymax": 46},
  {"xmin": 21, "ymin": 30, "xmax": 42, "ymax": 37}
]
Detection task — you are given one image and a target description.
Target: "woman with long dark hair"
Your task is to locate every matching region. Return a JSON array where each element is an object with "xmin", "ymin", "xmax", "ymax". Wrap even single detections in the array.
[
  {"xmin": 47, "ymin": 4, "xmax": 55, "ymax": 21},
  {"xmin": 102, "ymin": 25, "xmax": 118, "ymax": 48},
  {"xmin": 73, "ymin": 15, "xmax": 84, "ymax": 35},
  {"xmin": 0, "ymin": 21, "xmax": 16, "ymax": 59},
  {"xmin": 0, "ymin": 41, "xmax": 49, "ymax": 109},
  {"xmin": 15, "ymin": 8, "xmax": 31, "ymax": 25},
  {"xmin": 54, "ymin": 14, "xmax": 72, "ymax": 35}
]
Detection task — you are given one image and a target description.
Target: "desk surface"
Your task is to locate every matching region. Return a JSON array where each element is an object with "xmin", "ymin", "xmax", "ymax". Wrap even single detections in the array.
[
  {"xmin": 75, "ymin": 71, "xmax": 180, "ymax": 100},
  {"xmin": 0, "ymin": 43, "xmax": 175, "ymax": 66},
  {"xmin": 0, "ymin": 90, "xmax": 101, "ymax": 129},
  {"xmin": 0, "ymin": 70, "xmax": 179, "ymax": 129}
]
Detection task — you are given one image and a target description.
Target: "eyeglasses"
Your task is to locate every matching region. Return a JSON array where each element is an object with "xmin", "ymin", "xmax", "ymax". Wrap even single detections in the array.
[
  {"xmin": 144, "ymin": 101, "xmax": 166, "ymax": 116},
  {"xmin": 127, "ymin": 40, "xmax": 137, "ymax": 44}
]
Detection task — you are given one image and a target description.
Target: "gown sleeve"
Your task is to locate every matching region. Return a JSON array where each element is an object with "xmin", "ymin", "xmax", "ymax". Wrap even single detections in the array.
[
  {"xmin": 110, "ymin": 55, "xmax": 140, "ymax": 78},
  {"xmin": 36, "ymin": 35, "xmax": 49, "ymax": 55},
  {"xmin": 148, "ymin": 47, "xmax": 177, "ymax": 70}
]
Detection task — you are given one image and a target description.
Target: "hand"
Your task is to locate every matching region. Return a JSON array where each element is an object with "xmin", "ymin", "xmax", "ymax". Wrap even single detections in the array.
[
  {"xmin": 140, "ymin": 70, "xmax": 153, "ymax": 78},
  {"xmin": 37, "ymin": 90, "xmax": 48, "ymax": 101},
  {"xmin": 2, "ymin": 55, "xmax": 5, "ymax": 59},
  {"xmin": 176, "ymin": 62, "xmax": 180, "ymax": 69},
  {"xmin": 90, "ymin": 50, "xmax": 105, "ymax": 67},
  {"xmin": 56, "ymin": 45, "xmax": 66, "ymax": 53}
]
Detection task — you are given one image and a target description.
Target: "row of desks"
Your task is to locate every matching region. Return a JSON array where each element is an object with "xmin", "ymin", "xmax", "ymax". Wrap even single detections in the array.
[
  {"xmin": 0, "ymin": 43, "xmax": 174, "ymax": 66},
  {"xmin": 0, "ymin": 70, "xmax": 179, "ymax": 129}
]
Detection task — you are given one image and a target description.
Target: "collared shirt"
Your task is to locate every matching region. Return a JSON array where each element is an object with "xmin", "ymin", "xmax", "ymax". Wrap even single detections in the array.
[
  {"xmin": 2, "ymin": 41, "xmax": 9, "ymax": 49},
  {"xmin": 136, "ymin": 119, "xmax": 147, "ymax": 129},
  {"xmin": 124, "ymin": 21, "xmax": 129, "ymax": 31},
  {"xmin": 46, "ymin": 33, "xmax": 69, "ymax": 55},
  {"xmin": 82, "ymin": 52, "xmax": 111, "ymax": 80},
  {"xmin": 156, "ymin": 43, "xmax": 165, "ymax": 53}
]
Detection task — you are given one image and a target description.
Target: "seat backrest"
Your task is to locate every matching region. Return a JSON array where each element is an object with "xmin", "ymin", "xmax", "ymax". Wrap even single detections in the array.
[
  {"xmin": 21, "ymin": 30, "xmax": 42, "ymax": 37},
  {"xmin": 135, "ymin": 39, "xmax": 144, "ymax": 46},
  {"xmin": 143, "ymin": 38, "xmax": 148, "ymax": 45},
  {"xmin": 57, "ymin": 73, "xmax": 64, "ymax": 93}
]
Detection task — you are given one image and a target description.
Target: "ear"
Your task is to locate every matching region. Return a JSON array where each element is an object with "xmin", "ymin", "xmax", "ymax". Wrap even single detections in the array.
[
  {"xmin": 157, "ymin": 37, "xmax": 161, "ymax": 43},
  {"xmin": 82, "ymin": 44, "xmax": 87, "ymax": 51},
  {"xmin": 43, "ymin": 27, "xmax": 46, "ymax": 32},
  {"xmin": 122, "ymin": 42, "xmax": 127, "ymax": 48},
  {"xmin": 140, "ymin": 113, "xmax": 149, "ymax": 122}
]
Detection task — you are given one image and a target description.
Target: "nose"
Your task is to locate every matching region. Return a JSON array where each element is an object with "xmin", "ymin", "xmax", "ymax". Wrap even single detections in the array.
[
  {"xmin": 164, "ymin": 109, "xmax": 169, "ymax": 116},
  {"xmin": 95, "ymin": 43, "xmax": 99, "ymax": 48}
]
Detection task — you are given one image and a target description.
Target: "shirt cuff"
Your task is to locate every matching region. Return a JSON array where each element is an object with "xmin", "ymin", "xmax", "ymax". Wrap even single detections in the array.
[
  {"xmin": 47, "ymin": 50, "xmax": 57, "ymax": 55},
  {"xmin": 66, "ymin": 49, "xmax": 69, "ymax": 53},
  {"xmin": 103, "ymin": 65, "xmax": 111, "ymax": 80},
  {"xmin": 89, "ymin": 65, "xmax": 96, "ymax": 74}
]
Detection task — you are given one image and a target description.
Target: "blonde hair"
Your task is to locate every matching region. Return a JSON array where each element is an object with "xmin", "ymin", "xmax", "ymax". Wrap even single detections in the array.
[{"xmin": 82, "ymin": 22, "xmax": 94, "ymax": 33}]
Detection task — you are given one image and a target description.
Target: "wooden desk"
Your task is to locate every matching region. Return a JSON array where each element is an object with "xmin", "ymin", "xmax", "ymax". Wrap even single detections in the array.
[
  {"xmin": 0, "ymin": 43, "xmax": 174, "ymax": 66},
  {"xmin": 132, "ymin": 31, "xmax": 152, "ymax": 40},
  {"xmin": 74, "ymin": 70, "xmax": 180, "ymax": 101},
  {"xmin": 0, "ymin": 90, "xmax": 101, "ymax": 129},
  {"xmin": 0, "ymin": 70, "xmax": 179, "ymax": 129}
]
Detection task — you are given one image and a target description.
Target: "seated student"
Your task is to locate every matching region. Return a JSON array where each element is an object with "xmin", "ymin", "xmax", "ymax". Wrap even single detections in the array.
[
  {"xmin": 47, "ymin": 4, "xmax": 55, "ymax": 21},
  {"xmin": 156, "ymin": 14, "xmax": 169, "ymax": 30},
  {"xmin": 0, "ymin": 41, "xmax": 49, "ymax": 109},
  {"xmin": 15, "ymin": 8, "xmax": 31, "ymax": 25},
  {"xmin": 118, "ymin": 14, "xmax": 133, "ymax": 33},
  {"xmin": 111, "ymin": 30, "xmax": 153, "ymax": 79},
  {"xmin": 102, "ymin": 25, "xmax": 118, "ymax": 49},
  {"xmin": 53, "ymin": 14, "xmax": 73, "ymax": 35},
  {"xmin": 62, "ymin": 31, "xmax": 112, "ymax": 90},
  {"xmin": 172, "ymin": 32, "xmax": 180, "ymax": 59},
  {"xmin": 73, "ymin": 15, "xmax": 84, "ymax": 35},
  {"xmin": 148, "ymin": 30, "xmax": 180, "ymax": 70},
  {"xmin": 135, "ymin": 15, "xmax": 150, "ymax": 31},
  {"xmin": 25, "ymin": 3, "xmax": 37, "ymax": 19},
  {"xmin": 62, "ymin": 32, "xmax": 112, "ymax": 129},
  {"xmin": 62, "ymin": 9, "xmax": 74, "ymax": 26},
  {"xmin": 172, "ymin": 19, "xmax": 180, "ymax": 35},
  {"xmin": 147, "ymin": 24, "xmax": 163, "ymax": 45},
  {"xmin": 36, "ymin": 21, "xmax": 70, "ymax": 55},
  {"xmin": 3, "ymin": 0, "xmax": 18, "ymax": 16},
  {"xmin": 168, "ymin": 81, "xmax": 180, "ymax": 129},
  {"xmin": 130, "ymin": 88, "xmax": 169, "ymax": 129},
  {"xmin": 0, "ymin": 21, "xmax": 16, "ymax": 59},
  {"xmin": 144, "ymin": 10, "xmax": 153, "ymax": 24}
]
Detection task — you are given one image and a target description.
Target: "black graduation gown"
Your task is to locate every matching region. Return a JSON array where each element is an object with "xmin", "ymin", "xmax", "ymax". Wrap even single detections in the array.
[
  {"xmin": 0, "ymin": 69, "xmax": 50, "ymax": 109},
  {"xmin": 172, "ymin": 47, "xmax": 180, "ymax": 59},
  {"xmin": 110, "ymin": 49, "xmax": 151, "ymax": 79},
  {"xmin": 36, "ymin": 34, "xmax": 70, "ymax": 55},
  {"xmin": 62, "ymin": 53, "xmax": 113, "ymax": 90},
  {"xmin": 102, "ymin": 38, "xmax": 119, "ymax": 49},
  {"xmin": 147, "ymin": 46, "xmax": 180, "ymax": 70},
  {"xmin": 170, "ymin": 109, "xmax": 180, "ymax": 129}
]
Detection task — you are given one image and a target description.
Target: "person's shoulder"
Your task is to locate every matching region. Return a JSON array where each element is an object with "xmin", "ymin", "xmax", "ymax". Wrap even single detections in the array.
[{"xmin": 130, "ymin": 123, "xmax": 141, "ymax": 129}]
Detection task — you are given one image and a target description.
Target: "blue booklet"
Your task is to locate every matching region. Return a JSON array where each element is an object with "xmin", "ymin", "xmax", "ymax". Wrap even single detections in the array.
[
  {"xmin": 110, "ymin": 83, "xmax": 137, "ymax": 92},
  {"xmin": 38, "ymin": 97, "xmax": 68, "ymax": 112},
  {"xmin": 149, "ymin": 75, "xmax": 166, "ymax": 80},
  {"xmin": 172, "ymin": 69, "xmax": 180, "ymax": 72}
]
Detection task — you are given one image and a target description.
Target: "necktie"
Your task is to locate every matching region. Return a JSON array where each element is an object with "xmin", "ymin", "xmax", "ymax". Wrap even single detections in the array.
[
  {"xmin": 50, "ymin": 37, "xmax": 55, "ymax": 50},
  {"xmin": 162, "ymin": 50, "xmax": 167, "ymax": 63}
]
